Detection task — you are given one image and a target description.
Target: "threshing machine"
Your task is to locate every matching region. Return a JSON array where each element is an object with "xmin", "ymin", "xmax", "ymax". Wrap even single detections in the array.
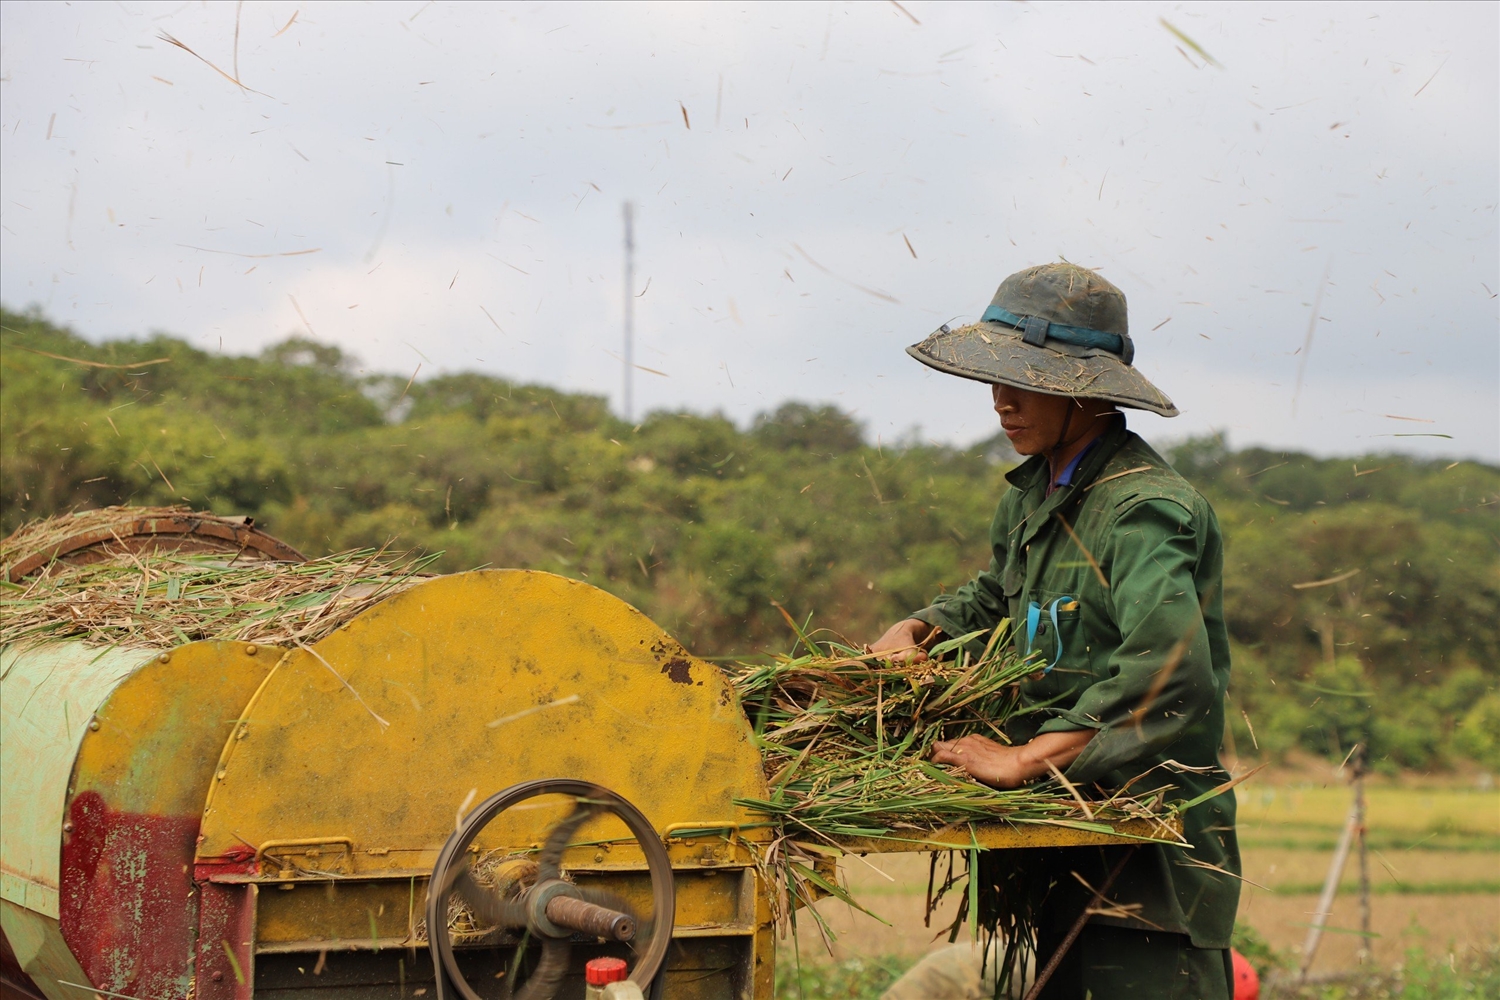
[{"xmin": 1, "ymin": 511, "xmax": 1161, "ymax": 1000}]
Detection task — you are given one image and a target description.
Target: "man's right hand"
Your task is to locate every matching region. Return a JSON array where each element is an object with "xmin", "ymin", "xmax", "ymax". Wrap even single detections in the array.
[{"xmin": 867, "ymin": 618, "xmax": 938, "ymax": 663}]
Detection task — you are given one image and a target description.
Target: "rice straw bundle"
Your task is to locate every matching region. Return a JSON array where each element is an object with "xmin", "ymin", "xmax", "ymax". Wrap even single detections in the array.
[
  {"xmin": 2, "ymin": 505, "xmax": 212, "ymax": 570},
  {"xmin": 0, "ymin": 545, "xmax": 438, "ymax": 649},
  {"xmin": 725, "ymin": 629, "xmax": 1177, "ymax": 972},
  {"xmin": 729, "ymin": 629, "xmax": 1169, "ymax": 839}
]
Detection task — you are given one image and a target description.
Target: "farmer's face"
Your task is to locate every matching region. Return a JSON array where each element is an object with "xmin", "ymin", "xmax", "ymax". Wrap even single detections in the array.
[{"xmin": 991, "ymin": 384, "xmax": 1074, "ymax": 456}]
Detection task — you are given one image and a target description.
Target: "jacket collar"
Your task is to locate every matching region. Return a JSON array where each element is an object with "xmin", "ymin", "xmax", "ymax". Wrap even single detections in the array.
[
  {"xmin": 1004, "ymin": 415, "xmax": 1131, "ymax": 552},
  {"xmin": 1003, "ymin": 414, "xmax": 1131, "ymax": 496}
]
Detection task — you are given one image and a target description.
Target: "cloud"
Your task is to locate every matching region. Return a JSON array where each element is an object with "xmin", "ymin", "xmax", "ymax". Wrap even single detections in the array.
[{"xmin": 1, "ymin": 0, "xmax": 1494, "ymax": 459}]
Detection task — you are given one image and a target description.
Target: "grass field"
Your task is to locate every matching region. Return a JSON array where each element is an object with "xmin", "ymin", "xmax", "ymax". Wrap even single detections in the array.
[
  {"xmin": 774, "ymin": 948, "xmax": 1500, "ymax": 999},
  {"xmin": 776, "ymin": 773, "xmax": 1500, "ymax": 998},
  {"xmin": 1237, "ymin": 778, "xmax": 1499, "ymax": 973}
]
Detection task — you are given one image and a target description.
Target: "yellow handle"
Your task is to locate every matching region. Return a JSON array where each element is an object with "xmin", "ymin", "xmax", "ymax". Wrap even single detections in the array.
[{"xmin": 662, "ymin": 821, "xmax": 740, "ymax": 844}]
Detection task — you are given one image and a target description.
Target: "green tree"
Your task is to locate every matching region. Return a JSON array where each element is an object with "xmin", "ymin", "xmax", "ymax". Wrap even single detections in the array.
[{"xmin": 4, "ymin": 312, "xmax": 1497, "ymax": 769}]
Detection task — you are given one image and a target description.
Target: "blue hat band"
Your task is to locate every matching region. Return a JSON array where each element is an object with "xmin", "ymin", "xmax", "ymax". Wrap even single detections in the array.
[{"xmin": 980, "ymin": 305, "xmax": 1131, "ymax": 362}]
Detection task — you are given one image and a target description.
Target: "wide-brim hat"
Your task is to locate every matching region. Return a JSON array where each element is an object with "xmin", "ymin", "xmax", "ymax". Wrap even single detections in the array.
[{"xmin": 906, "ymin": 262, "xmax": 1178, "ymax": 417}]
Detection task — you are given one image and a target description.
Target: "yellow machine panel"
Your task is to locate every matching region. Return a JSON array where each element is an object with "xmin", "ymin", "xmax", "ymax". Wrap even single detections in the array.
[{"xmin": 192, "ymin": 569, "xmax": 774, "ymax": 998}]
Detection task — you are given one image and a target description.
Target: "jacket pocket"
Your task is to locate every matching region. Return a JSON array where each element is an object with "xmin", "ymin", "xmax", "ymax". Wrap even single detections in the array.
[
  {"xmin": 1022, "ymin": 595, "xmax": 1082, "ymax": 673},
  {"xmin": 1020, "ymin": 596, "xmax": 1088, "ymax": 704}
]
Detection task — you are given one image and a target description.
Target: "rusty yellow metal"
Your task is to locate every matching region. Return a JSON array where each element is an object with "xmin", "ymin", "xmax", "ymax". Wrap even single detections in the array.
[
  {"xmin": 829, "ymin": 816, "xmax": 1182, "ymax": 855},
  {"xmin": 65, "ymin": 640, "xmax": 274, "ymax": 999},
  {"xmin": 72, "ymin": 640, "xmax": 274, "ymax": 816},
  {"xmin": 249, "ymin": 866, "xmax": 761, "ymax": 953},
  {"xmin": 197, "ymin": 570, "xmax": 770, "ymax": 872},
  {"xmin": 1, "ymin": 639, "xmax": 274, "ymax": 1000},
  {"xmin": 192, "ymin": 567, "xmax": 774, "ymax": 995}
]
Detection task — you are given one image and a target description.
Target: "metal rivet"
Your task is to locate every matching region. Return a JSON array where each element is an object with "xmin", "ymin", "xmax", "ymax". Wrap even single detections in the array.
[
  {"xmin": 212, "ymin": 971, "xmax": 224, "ymax": 982},
  {"xmin": 245, "ymin": 644, "xmax": 257, "ymax": 656},
  {"xmin": 158, "ymin": 652, "xmax": 170, "ymax": 663},
  {"xmin": 88, "ymin": 719, "xmax": 100, "ymax": 731},
  {"xmin": 63, "ymin": 821, "xmax": 74, "ymax": 833}
]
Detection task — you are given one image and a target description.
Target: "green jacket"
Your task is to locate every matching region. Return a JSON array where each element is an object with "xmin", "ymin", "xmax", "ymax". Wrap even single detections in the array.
[{"xmin": 912, "ymin": 417, "xmax": 1240, "ymax": 949}]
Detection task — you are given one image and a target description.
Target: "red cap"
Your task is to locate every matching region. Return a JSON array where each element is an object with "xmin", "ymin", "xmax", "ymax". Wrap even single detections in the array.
[
  {"xmin": 586, "ymin": 957, "xmax": 629, "ymax": 986},
  {"xmin": 1231, "ymin": 949, "xmax": 1260, "ymax": 1000}
]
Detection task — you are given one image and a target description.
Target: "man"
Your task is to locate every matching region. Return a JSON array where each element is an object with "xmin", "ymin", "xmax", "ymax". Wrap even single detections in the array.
[{"xmin": 870, "ymin": 262, "xmax": 1239, "ymax": 999}]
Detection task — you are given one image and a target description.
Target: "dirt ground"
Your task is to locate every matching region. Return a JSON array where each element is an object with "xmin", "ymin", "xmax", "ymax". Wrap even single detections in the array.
[
  {"xmin": 1238, "ymin": 890, "xmax": 1500, "ymax": 971},
  {"xmin": 793, "ymin": 854, "xmax": 1499, "ymax": 970},
  {"xmin": 790, "ymin": 770, "xmax": 1500, "ymax": 974}
]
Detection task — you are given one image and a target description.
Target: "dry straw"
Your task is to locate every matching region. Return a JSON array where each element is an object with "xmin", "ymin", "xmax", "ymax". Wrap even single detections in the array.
[
  {"xmin": 1, "ymin": 517, "xmax": 436, "ymax": 649},
  {"xmin": 725, "ymin": 625, "xmax": 1179, "ymax": 966}
]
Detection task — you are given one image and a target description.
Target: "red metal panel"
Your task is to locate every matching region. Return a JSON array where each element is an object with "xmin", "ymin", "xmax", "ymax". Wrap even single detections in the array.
[
  {"xmin": 59, "ymin": 792, "xmax": 201, "ymax": 999},
  {"xmin": 195, "ymin": 881, "xmax": 257, "ymax": 1000},
  {"xmin": 33, "ymin": 639, "xmax": 272, "ymax": 996}
]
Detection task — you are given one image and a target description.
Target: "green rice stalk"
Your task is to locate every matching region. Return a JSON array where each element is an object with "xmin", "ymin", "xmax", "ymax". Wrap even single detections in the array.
[{"xmin": 724, "ymin": 630, "xmax": 1178, "ymax": 974}]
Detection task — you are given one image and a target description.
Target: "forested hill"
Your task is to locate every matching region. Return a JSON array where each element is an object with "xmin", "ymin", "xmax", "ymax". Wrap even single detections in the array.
[{"xmin": 3, "ymin": 307, "xmax": 1498, "ymax": 770}]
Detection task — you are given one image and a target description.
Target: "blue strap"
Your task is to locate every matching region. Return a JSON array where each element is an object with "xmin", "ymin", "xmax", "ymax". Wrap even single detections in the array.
[
  {"xmin": 1024, "ymin": 596, "xmax": 1075, "ymax": 674},
  {"xmin": 980, "ymin": 304, "xmax": 1128, "ymax": 359}
]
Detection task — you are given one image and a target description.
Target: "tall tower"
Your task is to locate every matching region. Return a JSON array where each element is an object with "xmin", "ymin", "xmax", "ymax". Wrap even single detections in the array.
[{"xmin": 623, "ymin": 201, "xmax": 635, "ymax": 424}]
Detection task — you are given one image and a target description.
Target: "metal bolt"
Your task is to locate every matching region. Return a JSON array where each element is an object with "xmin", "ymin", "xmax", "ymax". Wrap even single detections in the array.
[
  {"xmin": 63, "ymin": 821, "xmax": 74, "ymax": 833},
  {"xmin": 212, "ymin": 971, "xmax": 224, "ymax": 982},
  {"xmin": 88, "ymin": 719, "xmax": 100, "ymax": 731},
  {"xmin": 245, "ymin": 644, "xmax": 257, "ymax": 656},
  {"xmin": 158, "ymin": 652, "xmax": 170, "ymax": 663}
]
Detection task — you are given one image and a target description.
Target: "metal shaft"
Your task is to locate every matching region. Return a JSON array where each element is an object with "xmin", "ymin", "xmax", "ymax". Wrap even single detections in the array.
[{"xmin": 546, "ymin": 893, "xmax": 637, "ymax": 941}]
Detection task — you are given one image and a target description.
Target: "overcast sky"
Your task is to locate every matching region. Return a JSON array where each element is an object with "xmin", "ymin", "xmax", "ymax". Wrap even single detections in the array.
[{"xmin": 2, "ymin": 1, "xmax": 1495, "ymax": 459}]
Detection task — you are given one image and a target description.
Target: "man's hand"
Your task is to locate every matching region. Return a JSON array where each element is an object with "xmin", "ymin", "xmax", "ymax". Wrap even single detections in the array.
[
  {"xmin": 930, "ymin": 734, "xmax": 1029, "ymax": 788},
  {"xmin": 867, "ymin": 618, "xmax": 939, "ymax": 663},
  {"xmin": 931, "ymin": 730, "xmax": 1096, "ymax": 790}
]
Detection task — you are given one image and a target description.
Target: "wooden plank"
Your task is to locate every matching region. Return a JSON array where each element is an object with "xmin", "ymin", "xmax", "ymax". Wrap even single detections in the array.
[{"xmin": 826, "ymin": 816, "xmax": 1181, "ymax": 855}]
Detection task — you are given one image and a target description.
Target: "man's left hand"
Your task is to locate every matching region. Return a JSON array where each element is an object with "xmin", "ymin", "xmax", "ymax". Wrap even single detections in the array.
[
  {"xmin": 931, "ymin": 734, "xmax": 1030, "ymax": 789},
  {"xmin": 932, "ymin": 729, "xmax": 1096, "ymax": 790}
]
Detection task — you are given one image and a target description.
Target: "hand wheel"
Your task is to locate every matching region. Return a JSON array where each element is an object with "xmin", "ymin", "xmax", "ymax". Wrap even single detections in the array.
[{"xmin": 427, "ymin": 779, "xmax": 675, "ymax": 1000}]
